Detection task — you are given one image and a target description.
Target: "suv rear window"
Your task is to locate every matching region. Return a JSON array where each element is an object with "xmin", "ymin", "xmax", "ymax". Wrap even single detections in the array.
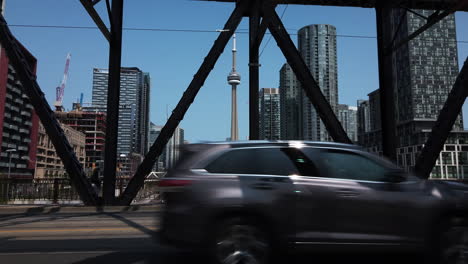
[{"xmin": 205, "ymin": 147, "xmax": 299, "ymax": 176}]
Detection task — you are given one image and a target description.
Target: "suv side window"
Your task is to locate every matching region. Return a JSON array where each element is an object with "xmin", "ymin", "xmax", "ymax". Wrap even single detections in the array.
[
  {"xmin": 281, "ymin": 147, "xmax": 320, "ymax": 177},
  {"xmin": 205, "ymin": 148, "xmax": 299, "ymax": 176},
  {"xmin": 306, "ymin": 149, "xmax": 390, "ymax": 182}
]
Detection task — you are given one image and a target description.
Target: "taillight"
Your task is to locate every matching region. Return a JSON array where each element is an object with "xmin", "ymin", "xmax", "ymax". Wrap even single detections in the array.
[{"xmin": 157, "ymin": 179, "xmax": 192, "ymax": 187}]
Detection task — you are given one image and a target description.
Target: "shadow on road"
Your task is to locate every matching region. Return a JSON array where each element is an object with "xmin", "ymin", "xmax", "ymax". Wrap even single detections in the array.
[
  {"xmin": 105, "ymin": 212, "xmax": 156, "ymax": 237},
  {"xmin": 0, "ymin": 212, "xmax": 103, "ymax": 228}
]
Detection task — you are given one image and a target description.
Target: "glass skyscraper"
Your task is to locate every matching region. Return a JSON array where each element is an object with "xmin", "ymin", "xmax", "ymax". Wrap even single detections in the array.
[
  {"xmin": 259, "ymin": 88, "xmax": 281, "ymax": 140},
  {"xmin": 91, "ymin": 67, "xmax": 150, "ymax": 157},
  {"xmin": 298, "ymin": 24, "xmax": 339, "ymax": 141},
  {"xmin": 337, "ymin": 104, "xmax": 358, "ymax": 142},
  {"xmin": 279, "ymin": 63, "xmax": 301, "ymax": 140}
]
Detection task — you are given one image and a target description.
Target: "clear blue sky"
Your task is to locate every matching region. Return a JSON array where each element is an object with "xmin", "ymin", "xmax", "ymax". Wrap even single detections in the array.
[{"xmin": 5, "ymin": 0, "xmax": 468, "ymax": 142}]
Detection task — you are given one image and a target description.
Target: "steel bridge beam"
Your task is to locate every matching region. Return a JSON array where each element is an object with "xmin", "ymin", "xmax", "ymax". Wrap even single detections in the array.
[
  {"xmin": 0, "ymin": 14, "xmax": 98, "ymax": 205},
  {"xmin": 414, "ymin": 58, "xmax": 468, "ymax": 178},
  {"xmin": 261, "ymin": 1, "xmax": 352, "ymax": 144},
  {"xmin": 79, "ymin": 0, "xmax": 111, "ymax": 42},
  {"xmin": 103, "ymin": 0, "xmax": 124, "ymax": 205},
  {"xmin": 376, "ymin": 5, "xmax": 397, "ymax": 161},
  {"xmin": 118, "ymin": 0, "xmax": 250, "ymax": 205},
  {"xmin": 249, "ymin": 0, "xmax": 261, "ymax": 140}
]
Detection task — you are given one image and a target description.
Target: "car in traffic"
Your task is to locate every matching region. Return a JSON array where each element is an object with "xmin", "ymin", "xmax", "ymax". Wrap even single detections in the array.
[{"xmin": 157, "ymin": 141, "xmax": 468, "ymax": 264}]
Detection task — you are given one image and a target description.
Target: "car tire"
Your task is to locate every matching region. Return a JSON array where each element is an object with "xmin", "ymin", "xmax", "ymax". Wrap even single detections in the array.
[
  {"xmin": 438, "ymin": 218, "xmax": 468, "ymax": 264},
  {"xmin": 426, "ymin": 217, "xmax": 468, "ymax": 264},
  {"xmin": 210, "ymin": 217, "xmax": 272, "ymax": 264}
]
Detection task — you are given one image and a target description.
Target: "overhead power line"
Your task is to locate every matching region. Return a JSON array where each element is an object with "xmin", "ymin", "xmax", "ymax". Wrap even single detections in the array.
[{"xmin": 7, "ymin": 24, "xmax": 468, "ymax": 44}]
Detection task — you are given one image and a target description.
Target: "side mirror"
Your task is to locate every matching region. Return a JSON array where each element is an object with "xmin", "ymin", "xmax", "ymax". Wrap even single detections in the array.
[{"xmin": 384, "ymin": 170, "xmax": 407, "ymax": 183}]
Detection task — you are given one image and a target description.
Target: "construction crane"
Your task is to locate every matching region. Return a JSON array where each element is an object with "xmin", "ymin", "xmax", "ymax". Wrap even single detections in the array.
[{"xmin": 54, "ymin": 53, "xmax": 71, "ymax": 111}]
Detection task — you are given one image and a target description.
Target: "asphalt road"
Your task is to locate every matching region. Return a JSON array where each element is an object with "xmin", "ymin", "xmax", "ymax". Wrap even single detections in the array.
[{"xmin": 0, "ymin": 211, "xmax": 423, "ymax": 264}]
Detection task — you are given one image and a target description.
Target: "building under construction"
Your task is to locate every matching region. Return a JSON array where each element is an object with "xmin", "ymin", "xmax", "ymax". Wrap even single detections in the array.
[
  {"xmin": 35, "ymin": 122, "xmax": 85, "ymax": 178},
  {"xmin": 55, "ymin": 105, "xmax": 106, "ymax": 176}
]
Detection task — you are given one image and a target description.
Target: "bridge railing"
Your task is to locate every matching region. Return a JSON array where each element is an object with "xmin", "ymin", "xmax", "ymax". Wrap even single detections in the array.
[{"xmin": 0, "ymin": 178, "xmax": 161, "ymax": 205}]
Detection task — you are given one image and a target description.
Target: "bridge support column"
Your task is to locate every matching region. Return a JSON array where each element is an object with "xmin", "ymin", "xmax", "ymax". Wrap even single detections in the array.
[
  {"xmin": 249, "ymin": 0, "xmax": 261, "ymax": 140},
  {"xmin": 103, "ymin": 0, "xmax": 124, "ymax": 205},
  {"xmin": 376, "ymin": 6, "xmax": 397, "ymax": 161}
]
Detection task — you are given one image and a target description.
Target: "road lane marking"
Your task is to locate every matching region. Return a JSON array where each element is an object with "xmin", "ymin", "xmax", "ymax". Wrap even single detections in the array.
[{"xmin": 0, "ymin": 227, "xmax": 158, "ymax": 233}]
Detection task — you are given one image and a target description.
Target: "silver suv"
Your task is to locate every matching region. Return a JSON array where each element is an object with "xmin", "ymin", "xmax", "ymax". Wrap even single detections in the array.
[{"xmin": 158, "ymin": 141, "xmax": 468, "ymax": 264}]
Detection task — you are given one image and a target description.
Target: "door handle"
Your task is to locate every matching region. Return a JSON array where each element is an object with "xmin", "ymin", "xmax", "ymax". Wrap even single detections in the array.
[
  {"xmin": 251, "ymin": 183, "xmax": 274, "ymax": 190},
  {"xmin": 336, "ymin": 189, "xmax": 359, "ymax": 197}
]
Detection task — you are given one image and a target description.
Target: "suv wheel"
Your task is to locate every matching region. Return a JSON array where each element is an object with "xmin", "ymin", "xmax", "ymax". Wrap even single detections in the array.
[
  {"xmin": 212, "ymin": 218, "xmax": 271, "ymax": 264},
  {"xmin": 439, "ymin": 218, "xmax": 468, "ymax": 264}
]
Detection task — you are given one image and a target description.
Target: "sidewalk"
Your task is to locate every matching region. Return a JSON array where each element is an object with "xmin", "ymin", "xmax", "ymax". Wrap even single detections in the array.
[{"xmin": 0, "ymin": 204, "xmax": 162, "ymax": 215}]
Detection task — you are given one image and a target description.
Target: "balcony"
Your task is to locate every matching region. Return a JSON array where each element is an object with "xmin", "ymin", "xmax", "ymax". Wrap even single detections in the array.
[
  {"xmin": 25, "ymin": 104, "xmax": 33, "ymax": 110},
  {"xmin": 18, "ymin": 146, "xmax": 28, "ymax": 151},
  {"xmin": 14, "ymin": 98, "xmax": 23, "ymax": 104},
  {"xmin": 19, "ymin": 128, "xmax": 29, "ymax": 134},
  {"xmin": 2, "ymin": 132, "xmax": 10, "ymax": 138},
  {"xmin": 11, "ymin": 135, "xmax": 21, "ymax": 141},
  {"xmin": 23, "ymin": 138, "xmax": 31, "ymax": 143},
  {"xmin": 20, "ymin": 111, "xmax": 31, "ymax": 117},
  {"xmin": 13, "ymin": 117, "xmax": 22, "ymax": 122},
  {"xmin": 8, "ymin": 124, "xmax": 19, "ymax": 131},
  {"xmin": 24, "ymin": 121, "xmax": 32, "ymax": 126}
]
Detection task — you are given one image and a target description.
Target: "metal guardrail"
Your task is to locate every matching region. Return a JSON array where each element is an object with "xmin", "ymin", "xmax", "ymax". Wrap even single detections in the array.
[{"xmin": 0, "ymin": 178, "xmax": 161, "ymax": 204}]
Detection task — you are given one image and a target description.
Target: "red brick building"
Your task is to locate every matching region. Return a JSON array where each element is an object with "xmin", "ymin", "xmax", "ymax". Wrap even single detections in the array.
[{"xmin": 0, "ymin": 44, "xmax": 39, "ymax": 179}]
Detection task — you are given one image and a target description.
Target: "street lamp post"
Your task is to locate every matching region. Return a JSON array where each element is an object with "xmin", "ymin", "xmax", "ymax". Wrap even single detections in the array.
[{"xmin": 6, "ymin": 148, "xmax": 16, "ymax": 179}]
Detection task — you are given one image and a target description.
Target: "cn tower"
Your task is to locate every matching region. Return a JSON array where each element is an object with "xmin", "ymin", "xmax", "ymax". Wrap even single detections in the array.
[{"xmin": 227, "ymin": 34, "xmax": 240, "ymax": 141}]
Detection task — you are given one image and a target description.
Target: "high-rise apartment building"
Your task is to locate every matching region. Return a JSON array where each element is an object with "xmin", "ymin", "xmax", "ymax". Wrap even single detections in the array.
[
  {"xmin": 0, "ymin": 45, "xmax": 39, "ymax": 179},
  {"xmin": 368, "ymin": 89, "xmax": 382, "ymax": 132},
  {"xmin": 259, "ymin": 88, "xmax": 281, "ymax": 140},
  {"xmin": 390, "ymin": 10, "xmax": 463, "ymax": 147},
  {"xmin": 91, "ymin": 67, "xmax": 150, "ymax": 157},
  {"xmin": 357, "ymin": 99, "xmax": 371, "ymax": 136},
  {"xmin": 165, "ymin": 126, "xmax": 184, "ymax": 170},
  {"xmin": 358, "ymin": 10, "xmax": 466, "ymax": 179},
  {"xmin": 298, "ymin": 24, "xmax": 339, "ymax": 141},
  {"xmin": 279, "ymin": 63, "xmax": 301, "ymax": 140},
  {"xmin": 337, "ymin": 104, "xmax": 358, "ymax": 142},
  {"xmin": 148, "ymin": 123, "xmax": 184, "ymax": 171},
  {"xmin": 149, "ymin": 122, "xmax": 164, "ymax": 172}
]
